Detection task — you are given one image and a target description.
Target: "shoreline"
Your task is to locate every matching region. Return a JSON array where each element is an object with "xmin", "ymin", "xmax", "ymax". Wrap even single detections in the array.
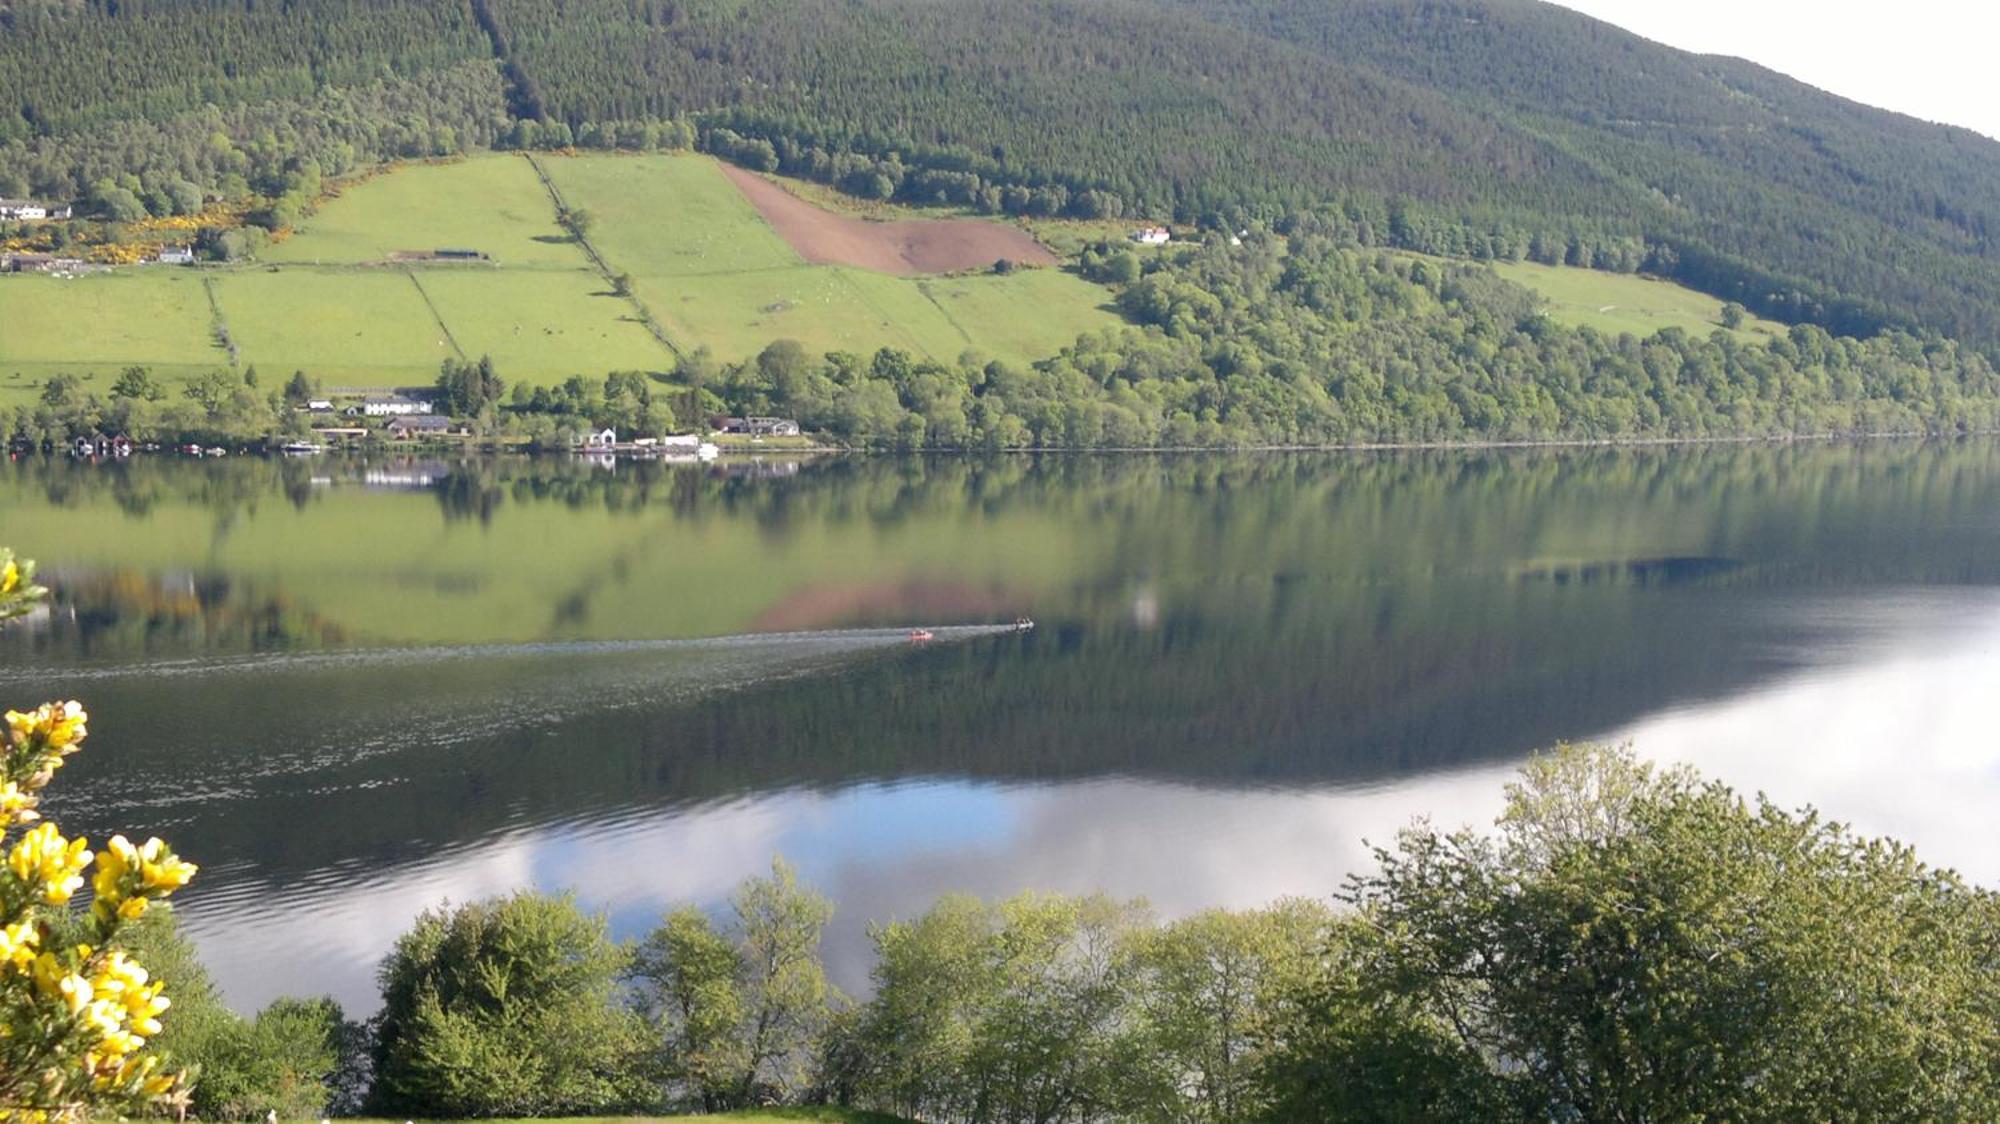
[
  {"xmin": 22, "ymin": 427, "xmax": 1994, "ymax": 463},
  {"xmin": 992, "ymin": 427, "xmax": 1988, "ymax": 455}
]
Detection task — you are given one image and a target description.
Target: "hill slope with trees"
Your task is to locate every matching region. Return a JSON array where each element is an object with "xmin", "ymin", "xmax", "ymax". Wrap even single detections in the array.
[{"xmin": 3, "ymin": 0, "xmax": 1997, "ymax": 362}]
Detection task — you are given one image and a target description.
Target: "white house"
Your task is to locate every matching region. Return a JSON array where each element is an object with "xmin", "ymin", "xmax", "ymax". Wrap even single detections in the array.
[
  {"xmin": 1131, "ymin": 226, "xmax": 1171, "ymax": 246},
  {"xmin": 155, "ymin": 246, "xmax": 195, "ymax": 265},
  {"xmin": 358, "ymin": 395, "xmax": 434, "ymax": 417},
  {"xmin": 583, "ymin": 427, "xmax": 617, "ymax": 450},
  {"xmin": 305, "ymin": 399, "xmax": 334, "ymax": 412},
  {"xmin": 0, "ymin": 200, "xmax": 47, "ymax": 221}
]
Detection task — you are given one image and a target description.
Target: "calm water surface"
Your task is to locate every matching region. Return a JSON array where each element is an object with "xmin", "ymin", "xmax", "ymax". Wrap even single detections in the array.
[{"xmin": 3, "ymin": 445, "xmax": 1999, "ymax": 1012}]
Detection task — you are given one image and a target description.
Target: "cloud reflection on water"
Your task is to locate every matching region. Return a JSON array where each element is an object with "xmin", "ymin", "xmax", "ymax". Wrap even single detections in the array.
[{"xmin": 1607, "ymin": 592, "xmax": 2000, "ymax": 878}]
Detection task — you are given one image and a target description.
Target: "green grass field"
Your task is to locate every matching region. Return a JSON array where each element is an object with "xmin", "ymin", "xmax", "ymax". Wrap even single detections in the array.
[
  {"xmin": 543, "ymin": 153, "xmax": 1120, "ymax": 364},
  {"xmin": 1489, "ymin": 260, "xmax": 1787, "ymax": 341},
  {"xmin": 263, "ymin": 158, "xmax": 586, "ymax": 269},
  {"xmin": 210, "ymin": 269, "xmax": 457, "ymax": 385},
  {"xmin": 0, "ymin": 271, "xmax": 225, "ymax": 380},
  {"xmin": 0, "ymin": 153, "xmax": 1115, "ymax": 395},
  {"xmin": 916, "ymin": 270, "xmax": 1123, "ymax": 358},
  {"xmin": 649, "ymin": 265, "xmax": 951, "ymax": 359},
  {"xmin": 0, "ymin": 264, "xmax": 666, "ymax": 392},
  {"xmin": 414, "ymin": 269, "xmax": 667, "ymax": 378},
  {"xmin": 543, "ymin": 154, "xmax": 803, "ymax": 278}
]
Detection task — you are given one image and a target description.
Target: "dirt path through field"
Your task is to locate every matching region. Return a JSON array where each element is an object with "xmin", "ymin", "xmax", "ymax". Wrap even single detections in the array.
[{"xmin": 718, "ymin": 162, "xmax": 1058, "ymax": 275}]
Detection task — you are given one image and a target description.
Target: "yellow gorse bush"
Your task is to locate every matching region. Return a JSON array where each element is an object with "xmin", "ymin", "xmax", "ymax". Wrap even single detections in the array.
[{"xmin": 0, "ymin": 552, "xmax": 196, "ymax": 1121}]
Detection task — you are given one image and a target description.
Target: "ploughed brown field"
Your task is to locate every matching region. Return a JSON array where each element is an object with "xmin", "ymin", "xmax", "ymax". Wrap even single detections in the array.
[{"xmin": 719, "ymin": 162, "xmax": 1060, "ymax": 275}]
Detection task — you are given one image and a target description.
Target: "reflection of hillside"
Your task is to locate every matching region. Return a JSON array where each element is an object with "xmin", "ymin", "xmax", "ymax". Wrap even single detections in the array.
[
  {"xmin": 10, "ymin": 443, "xmax": 2000, "ymax": 650},
  {"xmin": 13, "ymin": 439, "xmax": 2000, "ymax": 889},
  {"xmin": 751, "ymin": 579, "xmax": 1025, "ymax": 630},
  {"xmin": 29, "ymin": 577, "xmax": 1905, "ymax": 888}
]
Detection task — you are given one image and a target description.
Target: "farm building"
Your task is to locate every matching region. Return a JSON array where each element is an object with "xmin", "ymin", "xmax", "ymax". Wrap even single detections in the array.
[
  {"xmin": 350, "ymin": 395, "xmax": 435, "ymax": 417},
  {"xmin": 1131, "ymin": 226, "xmax": 1172, "ymax": 246},
  {"xmin": 0, "ymin": 199, "xmax": 62, "ymax": 221},
  {"xmin": 2, "ymin": 253, "xmax": 56, "ymax": 273},
  {"xmin": 390, "ymin": 248, "xmax": 491, "ymax": 262},
  {"xmin": 385, "ymin": 416, "xmax": 456, "ymax": 439},
  {"xmin": 155, "ymin": 246, "xmax": 195, "ymax": 265},
  {"xmin": 714, "ymin": 416, "xmax": 802, "ymax": 437}
]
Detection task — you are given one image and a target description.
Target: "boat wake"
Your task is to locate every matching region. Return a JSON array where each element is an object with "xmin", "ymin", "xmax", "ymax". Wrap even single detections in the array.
[
  {"xmin": 28, "ymin": 621, "xmax": 1036, "ymax": 819},
  {"xmin": 0, "ymin": 623, "xmax": 1022, "ymax": 686}
]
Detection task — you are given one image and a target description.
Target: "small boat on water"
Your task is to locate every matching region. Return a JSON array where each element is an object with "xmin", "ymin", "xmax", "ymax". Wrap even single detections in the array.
[
  {"xmin": 1013, "ymin": 617, "xmax": 1036, "ymax": 632},
  {"xmin": 280, "ymin": 441, "xmax": 325, "ymax": 456},
  {"xmin": 908, "ymin": 629, "xmax": 935, "ymax": 643}
]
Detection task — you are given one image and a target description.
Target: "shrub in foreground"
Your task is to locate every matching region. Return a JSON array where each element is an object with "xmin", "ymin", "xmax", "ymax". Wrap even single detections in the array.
[
  {"xmin": 630, "ymin": 857, "xmax": 840, "ymax": 1111},
  {"xmin": 1259, "ymin": 744, "xmax": 2000, "ymax": 1121},
  {"xmin": 369, "ymin": 891, "xmax": 648, "ymax": 1117}
]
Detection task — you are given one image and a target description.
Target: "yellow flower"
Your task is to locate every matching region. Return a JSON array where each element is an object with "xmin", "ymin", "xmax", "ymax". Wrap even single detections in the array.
[
  {"xmin": 92, "ymin": 950, "xmax": 147, "ymax": 990},
  {"xmin": 0, "ymin": 781, "xmax": 36, "ymax": 825},
  {"xmin": 4, "ymin": 701, "xmax": 87, "ymax": 754},
  {"xmin": 96, "ymin": 833, "xmax": 136, "ymax": 878},
  {"xmin": 138, "ymin": 839, "xmax": 196, "ymax": 893},
  {"xmin": 81, "ymin": 996, "xmax": 125, "ymax": 1040},
  {"xmin": 0, "ymin": 558, "xmax": 17, "ymax": 596},
  {"xmin": 56, "ymin": 971, "xmax": 93, "ymax": 1015},
  {"xmin": 8, "ymin": 822, "xmax": 92, "ymax": 904},
  {"xmin": 92, "ymin": 836, "xmax": 193, "ymax": 932},
  {"xmin": 0, "ymin": 920, "xmax": 38, "ymax": 969}
]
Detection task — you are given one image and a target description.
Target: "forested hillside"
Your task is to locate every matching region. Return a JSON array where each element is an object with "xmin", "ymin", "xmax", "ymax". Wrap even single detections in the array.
[
  {"xmin": 1169, "ymin": 0, "xmax": 2000, "ymax": 361},
  {"xmin": 0, "ymin": 0, "xmax": 508, "ymax": 216},
  {"xmin": 681, "ymin": 236, "xmax": 2000, "ymax": 448},
  {"xmin": 3, "ymin": 0, "xmax": 1998, "ymax": 359},
  {"xmin": 0, "ymin": 0, "xmax": 491, "ymax": 138}
]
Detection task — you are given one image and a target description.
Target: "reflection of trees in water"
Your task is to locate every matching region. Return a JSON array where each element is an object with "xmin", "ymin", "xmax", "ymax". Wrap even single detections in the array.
[
  {"xmin": 10, "ymin": 441, "xmax": 2000, "ymax": 655},
  {"xmin": 13, "ymin": 438, "xmax": 2000, "ymax": 886},
  {"xmin": 4, "ymin": 570, "xmax": 349, "ymax": 660},
  {"xmin": 435, "ymin": 466, "xmax": 504, "ymax": 525},
  {"xmin": 12, "ymin": 442, "xmax": 2000, "ymax": 556}
]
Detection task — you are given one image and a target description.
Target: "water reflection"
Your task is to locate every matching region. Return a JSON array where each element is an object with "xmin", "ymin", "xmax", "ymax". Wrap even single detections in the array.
[
  {"xmin": 4, "ymin": 444, "xmax": 2000, "ymax": 1009},
  {"xmin": 174, "ymin": 591, "xmax": 2000, "ymax": 1013},
  {"xmin": 1610, "ymin": 589, "xmax": 2000, "ymax": 875}
]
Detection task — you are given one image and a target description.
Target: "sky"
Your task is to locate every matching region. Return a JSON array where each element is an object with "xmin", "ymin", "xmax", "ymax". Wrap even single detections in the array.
[{"xmin": 1550, "ymin": 0, "xmax": 2000, "ymax": 141}]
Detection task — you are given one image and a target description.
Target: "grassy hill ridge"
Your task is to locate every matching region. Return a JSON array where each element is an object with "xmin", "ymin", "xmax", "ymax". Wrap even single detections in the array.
[{"xmin": 3, "ymin": 0, "xmax": 1997, "ymax": 360}]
